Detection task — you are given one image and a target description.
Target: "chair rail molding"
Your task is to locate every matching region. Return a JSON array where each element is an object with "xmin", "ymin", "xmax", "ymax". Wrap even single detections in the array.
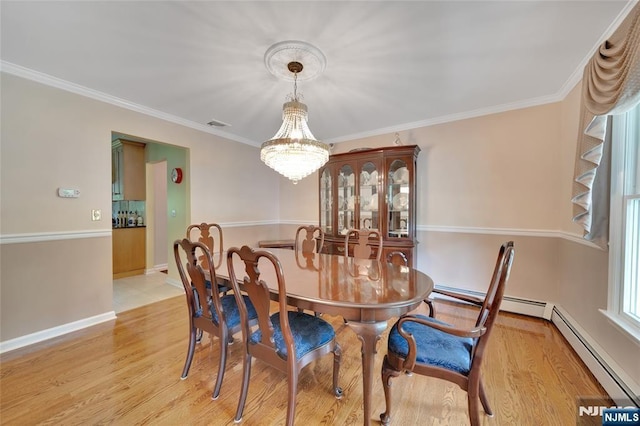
[
  {"xmin": 418, "ymin": 225, "xmax": 601, "ymax": 249},
  {"xmin": 0, "ymin": 229, "xmax": 112, "ymax": 244}
]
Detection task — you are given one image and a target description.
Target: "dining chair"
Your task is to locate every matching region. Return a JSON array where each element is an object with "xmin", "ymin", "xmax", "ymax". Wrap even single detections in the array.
[
  {"xmin": 344, "ymin": 228, "xmax": 383, "ymax": 261},
  {"xmin": 186, "ymin": 222, "xmax": 230, "ymax": 293},
  {"xmin": 173, "ymin": 238, "xmax": 258, "ymax": 400},
  {"xmin": 386, "ymin": 251, "xmax": 435, "ymax": 318},
  {"xmin": 294, "ymin": 225, "xmax": 325, "ymax": 255},
  {"xmin": 380, "ymin": 241, "xmax": 515, "ymax": 426},
  {"xmin": 227, "ymin": 245, "xmax": 343, "ymax": 426}
]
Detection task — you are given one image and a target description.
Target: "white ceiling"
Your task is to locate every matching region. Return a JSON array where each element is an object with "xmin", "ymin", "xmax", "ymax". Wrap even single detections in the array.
[{"xmin": 0, "ymin": 1, "xmax": 634, "ymax": 147}]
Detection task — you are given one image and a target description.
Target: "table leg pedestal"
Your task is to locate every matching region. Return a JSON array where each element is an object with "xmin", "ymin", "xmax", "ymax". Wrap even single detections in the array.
[{"xmin": 346, "ymin": 320, "xmax": 388, "ymax": 426}]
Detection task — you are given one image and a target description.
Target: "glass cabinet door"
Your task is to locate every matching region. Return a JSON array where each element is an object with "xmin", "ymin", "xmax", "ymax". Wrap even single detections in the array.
[
  {"xmin": 319, "ymin": 168, "xmax": 332, "ymax": 233},
  {"xmin": 338, "ymin": 164, "xmax": 355, "ymax": 235},
  {"xmin": 387, "ymin": 159, "xmax": 410, "ymax": 239},
  {"xmin": 359, "ymin": 161, "xmax": 379, "ymax": 230}
]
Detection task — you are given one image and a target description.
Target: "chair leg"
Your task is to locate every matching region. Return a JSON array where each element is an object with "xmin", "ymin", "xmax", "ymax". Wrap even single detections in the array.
[
  {"xmin": 234, "ymin": 353, "xmax": 252, "ymax": 423},
  {"xmin": 332, "ymin": 343, "xmax": 343, "ymax": 398},
  {"xmin": 380, "ymin": 355, "xmax": 403, "ymax": 425},
  {"xmin": 212, "ymin": 328, "xmax": 228, "ymax": 400},
  {"xmin": 181, "ymin": 324, "xmax": 197, "ymax": 379},
  {"xmin": 467, "ymin": 390, "xmax": 481, "ymax": 426},
  {"xmin": 196, "ymin": 328, "xmax": 203, "ymax": 343},
  {"xmin": 286, "ymin": 367, "xmax": 298, "ymax": 426},
  {"xmin": 479, "ymin": 379, "xmax": 493, "ymax": 416}
]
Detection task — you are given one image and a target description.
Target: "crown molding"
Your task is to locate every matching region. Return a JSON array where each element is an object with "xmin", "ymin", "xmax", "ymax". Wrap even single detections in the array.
[
  {"xmin": 325, "ymin": 93, "xmax": 563, "ymax": 144},
  {"xmin": 0, "ymin": 61, "xmax": 259, "ymax": 147}
]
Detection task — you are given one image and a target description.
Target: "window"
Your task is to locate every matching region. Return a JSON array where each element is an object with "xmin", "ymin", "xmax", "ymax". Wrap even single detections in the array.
[{"xmin": 604, "ymin": 102, "xmax": 640, "ymax": 341}]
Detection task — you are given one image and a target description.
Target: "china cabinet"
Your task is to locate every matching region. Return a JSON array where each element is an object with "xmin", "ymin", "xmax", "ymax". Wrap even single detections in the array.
[{"xmin": 318, "ymin": 145, "xmax": 420, "ymax": 266}]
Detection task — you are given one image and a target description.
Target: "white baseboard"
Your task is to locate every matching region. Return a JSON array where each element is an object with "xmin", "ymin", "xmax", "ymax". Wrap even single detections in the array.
[
  {"xmin": 0, "ymin": 311, "xmax": 117, "ymax": 354},
  {"xmin": 551, "ymin": 306, "xmax": 640, "ymax": 407}
]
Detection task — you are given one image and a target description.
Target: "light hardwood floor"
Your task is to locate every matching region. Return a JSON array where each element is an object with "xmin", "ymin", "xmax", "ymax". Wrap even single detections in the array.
[{"xmin": 1, "ymin": 297, "xmax": 610, "ymax": 425}]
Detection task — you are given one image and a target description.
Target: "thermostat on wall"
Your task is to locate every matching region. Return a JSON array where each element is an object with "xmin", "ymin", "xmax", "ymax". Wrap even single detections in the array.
[{"xmin": 57, "ymin": 188, "xmax": 80, "ymax": 198}]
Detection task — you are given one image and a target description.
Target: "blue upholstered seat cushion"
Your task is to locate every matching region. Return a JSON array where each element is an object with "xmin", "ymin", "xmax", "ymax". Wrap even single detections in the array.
[
  {"xmin": 210, "ymin": 295, "xmax": 258, "ymax": 329},
  {"xmin": 387, "ymin": 314, "xmax": 474, "ymax": 375},
  {"xmin": 193, "ymin": 288, "xmax": 257, "ymax": 330},
  {"xmin": 250, "ymin": 311, "xmax": 336, "ymax": 360}
]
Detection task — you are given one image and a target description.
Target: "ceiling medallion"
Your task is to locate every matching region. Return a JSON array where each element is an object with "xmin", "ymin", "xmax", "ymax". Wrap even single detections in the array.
[{"xmin": 264, "ymin": 40, "xmax": 327, "ymax": 82}]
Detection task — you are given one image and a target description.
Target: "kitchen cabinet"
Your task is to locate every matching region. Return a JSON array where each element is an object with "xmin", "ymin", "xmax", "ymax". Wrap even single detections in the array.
[
  {"xmin": 112, "ymin": 140, "xmax": 146, "ymax": 201},
  {"xmin": 318, "ymin": 145, "xmax": 420, "ymax": 266},
  {"xmin": 112, "ymin": 227, "xmax": 146, "ymax": 278}
]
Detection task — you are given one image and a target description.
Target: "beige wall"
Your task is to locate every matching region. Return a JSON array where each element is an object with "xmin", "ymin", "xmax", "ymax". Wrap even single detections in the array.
[
  {"xmin": 331, "ymin": 104, "xmax": 564, "ymax": 230},
  {"xmin": 1, "ymin": 237, "xmax": 113, "ymax": 340}
]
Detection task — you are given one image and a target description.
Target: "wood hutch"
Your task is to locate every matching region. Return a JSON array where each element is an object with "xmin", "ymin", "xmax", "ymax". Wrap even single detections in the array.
[{"xmin": 318, "ymin": 145, "xmax": 420, "ymax": 266}]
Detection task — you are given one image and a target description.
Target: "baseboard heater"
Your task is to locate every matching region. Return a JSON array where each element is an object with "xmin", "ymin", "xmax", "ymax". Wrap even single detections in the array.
[
  {"xmin": 551, "ymin": 307, "xmax": 639, "ymax": 407},
  {"xmin": 432, "ymin": 285, "xmax": 553, "ymax": 319}
]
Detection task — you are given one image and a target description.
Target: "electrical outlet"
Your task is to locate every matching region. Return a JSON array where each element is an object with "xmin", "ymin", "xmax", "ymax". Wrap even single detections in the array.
[{"xmin": 92, "ymin": 209, "xmax": 101, "ymax": 221}]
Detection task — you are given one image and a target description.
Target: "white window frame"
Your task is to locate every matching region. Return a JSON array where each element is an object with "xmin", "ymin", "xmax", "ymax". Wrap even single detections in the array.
[{"xmin": 602, "ymin": 103, "xmax": 640, "ymax": 345}]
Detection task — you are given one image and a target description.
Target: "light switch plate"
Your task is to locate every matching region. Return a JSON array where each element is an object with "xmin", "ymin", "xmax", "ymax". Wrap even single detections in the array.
[{"xmin": 91, "ymin": 209, "xmax": 101, "ymax": 221}]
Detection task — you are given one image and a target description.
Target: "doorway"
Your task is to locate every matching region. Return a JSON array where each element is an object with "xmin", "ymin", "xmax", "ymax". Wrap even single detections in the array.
[{"xmin": 111, "ymin": 133, "xmax": 189, "ymax": 313}]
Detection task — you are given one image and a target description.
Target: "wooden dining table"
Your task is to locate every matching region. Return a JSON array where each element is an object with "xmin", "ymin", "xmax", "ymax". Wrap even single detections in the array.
[{"xmin": 211, "ymin": 247, "xmax": 434, "ymax": 426}]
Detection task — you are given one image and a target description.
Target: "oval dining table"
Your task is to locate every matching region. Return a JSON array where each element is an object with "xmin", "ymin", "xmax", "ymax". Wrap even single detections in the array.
[{"xmin": 211, "ymin": 247, "xmax": 434, "ymax": 426}]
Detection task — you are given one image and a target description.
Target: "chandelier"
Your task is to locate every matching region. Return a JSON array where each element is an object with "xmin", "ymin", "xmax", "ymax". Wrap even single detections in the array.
[{"xmin": 261, "ymin": 56, "xmax": 330, "ymax": 184}]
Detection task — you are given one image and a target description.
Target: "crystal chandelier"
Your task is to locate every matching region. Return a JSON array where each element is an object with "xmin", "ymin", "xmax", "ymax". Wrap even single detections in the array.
[{"xmin": 260, "ymin": 61, "xmax": 330, "ymax": 184}]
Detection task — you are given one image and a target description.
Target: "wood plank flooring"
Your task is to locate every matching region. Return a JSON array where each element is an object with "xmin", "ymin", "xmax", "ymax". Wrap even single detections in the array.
[{"xmin": 0, "ymin": 296, "xmax": 611, "ymax": 425}]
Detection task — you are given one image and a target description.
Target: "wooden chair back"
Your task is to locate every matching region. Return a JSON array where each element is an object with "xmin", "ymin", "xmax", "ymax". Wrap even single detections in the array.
[
  {"xmin": 469, "ymin": 241, "xmax": 515, "ymax": 364},
  {"xmin": 186, "ymin": 223, "xmax": 223, "ymax": 269},
  {"xmin": 227, "ymin": 246, "xmax": 290, "ymax": 363},
  {"xmin": 386, "ymin": 250, "xmax": 435, "ymax": 317},
  {"xmin": 294, "ymin": 225, "xmax": 324, "ymax": 255},
  {"xmin": 344, "ymin": 228, "xmax": 383, "ymax": 261}
]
